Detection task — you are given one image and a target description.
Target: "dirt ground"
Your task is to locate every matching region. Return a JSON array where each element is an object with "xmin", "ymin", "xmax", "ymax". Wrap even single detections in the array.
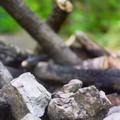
[{"xmin": 0, "ymin": 30, "xmax": 37, "ymax": 51}]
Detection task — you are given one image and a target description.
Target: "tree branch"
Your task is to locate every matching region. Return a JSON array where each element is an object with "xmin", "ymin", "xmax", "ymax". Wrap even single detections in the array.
[
  {"xmin": 47, "ymin": 0, "xmax": 73, "ymax": 32},
  {"xmin": 0, "ymin": 0, "xmax": 81, "ymax": 65},
  {"xmin": 0, "ymin": 40, "xmax": 28, "ymax": 65},
  {"xmin": 34, "ymin": 62, "xmax": 120, "ymax": 92},
  {"xmin": 75, "ymin": 31, "xmax": 110, "ymax": 57}
]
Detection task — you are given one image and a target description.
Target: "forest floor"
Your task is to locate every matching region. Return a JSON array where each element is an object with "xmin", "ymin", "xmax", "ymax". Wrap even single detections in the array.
[{"xmin": 0, "ymin": 30, "xmax": 37, "ymax": 51}]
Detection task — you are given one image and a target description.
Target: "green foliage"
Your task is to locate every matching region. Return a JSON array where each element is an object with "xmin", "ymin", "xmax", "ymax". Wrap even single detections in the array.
[
  {"xmin": 24, "ymin": 0, "xmax": 54, "ymax": 21},
  {"xmin": 0, "ymin": 0, "xmax": 54, "ymax": 33},
  {"xmin": 94, "ymin": 21, "xmax": 120, "ymax": 50},
  {"xmin": 62, "ymin": 0, "xmax": 120, "ymax": 35},
  {"xmin": 0, "ymin": 0, "xmax": 120, "ymax": 41},
  {"xmin": 0, "ymin": 8, "xmax": 20, "ymax": 33}
]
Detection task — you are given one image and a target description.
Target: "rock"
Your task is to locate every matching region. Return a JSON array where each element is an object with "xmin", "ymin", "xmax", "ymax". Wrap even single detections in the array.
[
  {"xmin": 61, "ymin": 79, "xmax": 83, "ymax": 93},
  {"xmin": 21, "ymin": 113, "xmax": 42, "ymax": 120},
  {"xmin": 48, "ymin": 83, "xmax": 111, "ymax": 120},
  {"xmin": 0, "ymin": 61, "xmax": 13, "ymax": 88},
  {"xmin": 0, "ymin": 97, "xmax": 10, "ymax": 120},
  {"xmin": 107, "ymin": 93, "xmax": 120, "ymax": 106},
  {"xmin": 107, "ymin": 105, "xmax": 120, "ymax": 116},
  {"xmin": 103, "ymin": 105, "xmax": 120, "ymax": 120},
  {"xmin": 1, "ymin": 72, "xmax": 51, "ymax": 120},
  {"xmin": 103, "ymin": 112, "xmax": 120, "ymax": 120}
]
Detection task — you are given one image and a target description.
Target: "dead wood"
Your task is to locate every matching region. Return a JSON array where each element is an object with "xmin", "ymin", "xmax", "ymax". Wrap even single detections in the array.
[
  {"xmin": 74, "ymin": 56, "xmax": 109, "ymax": 69},
  {"xmin": 47, "ymin": 0, "xmax": 73, "ymax": 32},
  {"xmin": 70, "ymin": 46, "xmax": 91, "ymax": 60},
  {"xmin": 75, "ymin": 31, "xmax": 111, "ymax": 57},
  {"xmin": 0, "ymin": 40, "xmax": 28, "ymax": 66},
  {"xmin": 0, "ymin": 0, "xmax": 81, "ymax": 65},
  {"xmin": 21, "ymin": 54, "xmax": 49, "ymax": 67},
  {"xmin": 34, "ymin": 62, "xmax": 120, "ymax": 92},
  {"xmin": 75, "ymin": 56, "xmax": 120, "ymax": 70},
  {"xmin": 106, "ymin": 56, "xmax": 120, "ymax": 69}
]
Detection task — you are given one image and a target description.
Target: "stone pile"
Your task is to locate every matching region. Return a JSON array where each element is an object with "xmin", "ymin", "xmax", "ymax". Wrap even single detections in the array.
[{"xmin": 0, "ymin": 62, "xmax": 119, "ymax": 120}]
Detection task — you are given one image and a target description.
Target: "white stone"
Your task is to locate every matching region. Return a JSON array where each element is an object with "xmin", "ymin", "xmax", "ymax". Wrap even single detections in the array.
[
  {"xmin": 103, "ymin": 112, "xmax": 120, "ymax": 120},
  {"xmin": 61, "ymin": 79, "xmax": 83, "ymax": 93},
  {"xmin": 21, "ymin": 113, "xmax": 41, "ymax": 120},
  {"xmin": 107, "ymin": 105, "xmax": 120, "ymax": 116},
  {"xmin": 11, "ymin": 72, "xmax": 51, "ymax": 117}
]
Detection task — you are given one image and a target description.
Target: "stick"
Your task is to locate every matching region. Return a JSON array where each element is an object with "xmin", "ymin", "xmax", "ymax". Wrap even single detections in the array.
[
  {"xmin": 75, "ymin": 31, "xmax": 110, "ymax": 57},
  {"xmin": 47, "ymin": 0, "xmax": 73, "ymax": 32}
]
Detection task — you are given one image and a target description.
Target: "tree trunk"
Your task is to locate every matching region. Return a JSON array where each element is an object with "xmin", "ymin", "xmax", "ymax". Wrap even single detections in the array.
[
  {"xmin": 0, "ymin": 0, "xmax": 81, "ymax": 65},
  {"xmin": 47, "ymin": 0, "xmax": 73, "ymax": 32}
]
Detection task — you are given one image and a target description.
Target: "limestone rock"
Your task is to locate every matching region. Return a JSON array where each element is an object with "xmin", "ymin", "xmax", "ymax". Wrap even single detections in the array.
[
  {"xmin": 0, "ymin": 97, "xmax": 10, "ymax": 120},
  {"xmin": 48, "ymin": 82, "xmax": 111, "ymax": 120},
  {"xmin": 103, "ymin": 112, "xmax": 120, "ymax": 120},
  {"xmin": 21, "ymin": 113, "xmax": 42, "ymax": 120},
  {"xmin": 0, "ymin": 61, "xmax": 13, "ymax": 88},
  {"xmin": 107, "ymin": 105, "xmax": 120, "ymax": 116},
  {"xmin": 1, "ymin": 72, "xmax": 51, "ymax": 120},
  {"xmin": 61, "ymin": 79, "xmax": 83, "ymax": 93},
  {"xmin": 103, "ymin": 105, "xmax": 120, "ymax": 120}
]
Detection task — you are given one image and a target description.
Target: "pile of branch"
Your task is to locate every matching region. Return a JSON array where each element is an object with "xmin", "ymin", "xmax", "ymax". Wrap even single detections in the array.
[
  {"xmin": 1, "ymin": 0, "xmax": 120, "ymax": 120},
  {"xmin": 0, "ymin": 0, "xmax": 120, "ymax": 92}
]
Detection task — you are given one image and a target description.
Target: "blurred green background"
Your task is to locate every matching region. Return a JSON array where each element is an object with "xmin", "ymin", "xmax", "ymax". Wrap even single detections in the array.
[{"xmin": 0, "ymin": 0, "xmax": 120, "ymax": 51}]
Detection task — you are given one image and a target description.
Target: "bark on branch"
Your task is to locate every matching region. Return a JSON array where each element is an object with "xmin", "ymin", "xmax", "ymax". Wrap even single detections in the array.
[
  {"xmin": 47, "ymin": 0, "xmax": 73, "ymax": 32},
  {"xmin": 0, "ymin": 40, "xmax": 28, "ymax": 65},
  {"xmin": 75, "ymin": 31, "xmax": 111, "ymax": 57},
  {"xmin": 75, "ymin": 56, "xmax": 120, "ymax": 70},
  {"xmin": 34, "ymin": 62, "xmax": 120, "ymax": 92},
  {"xmin": 0, "ymin": 0, "xmax": 81, "ymax": 65}
]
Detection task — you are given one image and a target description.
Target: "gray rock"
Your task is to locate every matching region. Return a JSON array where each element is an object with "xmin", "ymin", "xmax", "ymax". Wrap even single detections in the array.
[
  {"xmin": 21, "ymin": 113, "xmax": 42, "ymax": 120},
  {"xmin": 61, "ymin": 79, "xmax": 83, "ymax": 93},
  {"xmin": 103, "ymin": 112, "xmax": 120, "ymax": 120},
  {"xmin": 103, "ymin": 105, "xmax": 120, "ymax": 120},
  {"xmin": 0, "ymin": 97, "xmax": 10, "ymax": 120},
  {"xmin": 48, "ymin": 84, "xmax": 111, "ymax": 120},
  {"xmin": 107, "ymin": 105, "xmax": 120, "ymax": 116},
  {"xmin": 0, "ymin": 61, "xmax": 13, "ymax": 88},
  {"xmin": 1, "ymin": 72, "xmax": 51, "ymax": 120}
]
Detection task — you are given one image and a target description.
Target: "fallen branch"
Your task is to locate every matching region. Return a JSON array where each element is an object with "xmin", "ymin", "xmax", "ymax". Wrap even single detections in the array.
[
  {"xmin": 75, "ymin": 31, "xmax": 110, "ymax": 57},
  {"xmin": 0, "ymin": 0, "xmax": 81, "ymax": 65},
  {"xmin": 70, "ymin": 46, "xmax": 91, "ymax": 60},
  {"xmin": 34, "ymin": 62, "xmax": 120, "ymax": 92},
  {"xmin": 36, "ymin": 0, "xmax": 73, "ymax": 55},
  {"xmin": 47, "ymin": 0, "xmax": 73, "ymax": 32},
  {"xmin": 21, "ymin": 54, "xmax": 49, "ymax": 67},
  {"xmin": 0, "ymin": 40, "xmax": 28, "ymax": 65},
  {"xmin": 75, "ymin": 56, "xmax": 120, "ymax": 70}
]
